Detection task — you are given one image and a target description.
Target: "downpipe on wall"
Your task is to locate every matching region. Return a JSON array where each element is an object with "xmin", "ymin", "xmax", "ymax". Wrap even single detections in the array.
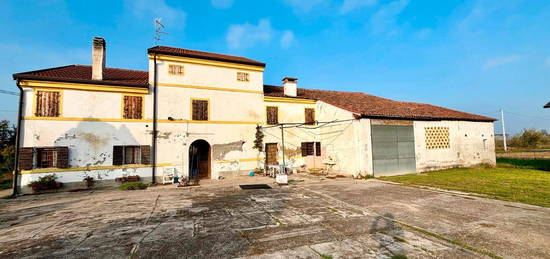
[{"xmin": 151, "ymin": 52, "xmax": 158, "ymax": 183}]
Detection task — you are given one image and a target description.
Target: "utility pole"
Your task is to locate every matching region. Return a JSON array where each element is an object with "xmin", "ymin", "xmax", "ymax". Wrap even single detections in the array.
[{"xmin": 501, "ymin": 109, "xmax": 507, "ymax": 152}]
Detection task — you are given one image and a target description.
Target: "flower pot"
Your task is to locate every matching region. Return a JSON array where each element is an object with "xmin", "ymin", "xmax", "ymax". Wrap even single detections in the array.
[{"xmin": 276, "ymin": 174, "xmax": 288, "ymax": 185}]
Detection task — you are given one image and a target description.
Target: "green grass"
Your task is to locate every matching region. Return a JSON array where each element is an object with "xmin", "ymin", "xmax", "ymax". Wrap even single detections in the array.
[
  {"xmin": 497, "ymin": 158, "xmax": 550, "ymax": 171},
  {"xmin": 119, "ymin": 181, "xmax": 148, "ymax": 190},
  {"xmin": 380, "ymin": 167, "xmax": 550, "ymax": 207}
]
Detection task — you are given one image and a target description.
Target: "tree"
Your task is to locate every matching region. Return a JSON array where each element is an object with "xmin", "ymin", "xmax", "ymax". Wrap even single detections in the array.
[{"xmin": 508, "ymin": 129, "xmax": 550, "ymax": 148}]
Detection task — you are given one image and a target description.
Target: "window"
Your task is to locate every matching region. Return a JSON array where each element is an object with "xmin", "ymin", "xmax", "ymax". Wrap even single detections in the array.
[
  {"xmin": 35, "ymin": 91, "xmax": 61, "ymax": 117},
  {"xmin": 168, "ymin": 64, "xmax": 184, "ymax": 76},
  {"xmin": 192, "ymin": 99, "xmax": 209, "ymax": 121},
  {"xmin": 305, "ymin": 108, "xmax": 315, "ymax": 125},
  {"xmin": 113, "ymin": 145, "xmax": 150, "ymax": 165},
  {"xmin": 301, "ymin": 142, "xmax": 321, "ymax": 156},
  {"xmin": 266, "ymin": 106, "xmax": 278, "ymax": 125},
  {"xmin": 18, "ymin": 147, "xmax": 69, "ymax": 170},
  {"xmin": 425, "ymin": 127, "xmax": 450, "ymax": 149},
  {"xmin": 123, "ymin": 95, "xmax": 143, "ymax": 119},
  {"xmin": 237, "ymin": 72, "xmax": 249, "ymax": 82}
]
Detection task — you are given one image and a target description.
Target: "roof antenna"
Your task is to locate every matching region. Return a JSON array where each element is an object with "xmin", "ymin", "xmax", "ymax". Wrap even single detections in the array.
[{"xmin": 154, "ymin": 18, "xmax": 168, "ymax": 45}]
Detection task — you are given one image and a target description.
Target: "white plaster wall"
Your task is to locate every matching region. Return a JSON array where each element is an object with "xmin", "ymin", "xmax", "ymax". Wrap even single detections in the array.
[
  {"xmin": 414, "ymin": 121, "xmax": 496, "ymax": 171},
  {"xmin": 22, "ymin": 88, "xmax": 151, "ymax": 119},
  {"xmin": 149, "ymin": 59, "xmax": 264, "ymax": 92}
]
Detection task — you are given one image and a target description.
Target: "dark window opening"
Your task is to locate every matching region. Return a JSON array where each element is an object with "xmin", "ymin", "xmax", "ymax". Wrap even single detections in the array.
[
  {"xmin": 18, "ymin": 147, "xmax": 69, "ymax": 170},
  {"xmin": 113, "ymin": 145, "xmax": 151, "ymax": 165},
  {"xmin": 301, "ymin": 142, "xmax": 321, "ymax": 156},
  {"xmin": 36, "ymin": 91, "xmax": 60, "ymax": 117},
  {"xmin": 123, "ymin": 95, "xmax": 143, "ymax": 119},
  {"xmin": 305, "ymin": 108, "xmax": 315, "ymax": 125}
]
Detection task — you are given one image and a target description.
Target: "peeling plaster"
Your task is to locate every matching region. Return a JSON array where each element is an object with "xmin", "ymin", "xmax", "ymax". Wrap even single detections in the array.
[{"xmin": 212, "ymin": 141, "xmax": 245, "ymax": 160}]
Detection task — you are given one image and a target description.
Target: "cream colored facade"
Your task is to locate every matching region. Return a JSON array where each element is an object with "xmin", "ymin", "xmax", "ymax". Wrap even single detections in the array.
[{"xmin": 14, "ymin": 45, "xmax": 496, "ymax": 193}]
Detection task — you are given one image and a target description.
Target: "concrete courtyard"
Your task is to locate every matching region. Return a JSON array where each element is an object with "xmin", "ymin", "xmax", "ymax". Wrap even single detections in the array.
[{"xmin": 0, "ymin": 176, "xmax": 549, "ymax": 258}]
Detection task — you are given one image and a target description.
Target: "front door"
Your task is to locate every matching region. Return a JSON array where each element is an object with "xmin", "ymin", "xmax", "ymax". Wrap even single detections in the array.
[
  {"xmin": 189, "ymin": 140, "xmax": 211, "ymax": 179},
  {"xmin": 265, "ymin": 143, "xmax": 278, "ymax": 165}
]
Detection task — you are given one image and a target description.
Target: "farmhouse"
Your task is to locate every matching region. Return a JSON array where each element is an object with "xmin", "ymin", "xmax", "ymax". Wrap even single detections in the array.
[{"xmin": 11, "ymin": 38, "xmax": 496, "ymax": 193}]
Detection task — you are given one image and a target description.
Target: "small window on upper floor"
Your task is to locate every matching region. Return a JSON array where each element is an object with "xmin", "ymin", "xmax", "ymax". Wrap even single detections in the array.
[
  {"xmin": 35, "ymin": 90, "xmax": 61, "ymax": 117},
  {"xmin": 305, "ymin": 108, "xmax": 315, "ymax": 125},
  {"xmin": 192, "ymin": 99, "xmax": 209, "ymax": 121},
  {"xmin": 237, "ymin": 72, "xmax": 249, "ymax": 82},
  {"xmin": 168, "ymin": 64, "xmax": 184, "ymax": 76},
  {"xmin": 266, "ymin": 106, "xmax": 278, "ymax": 125},
  {"xmin": 123, "ymin": 95, "xmax": 143, "ymax": 119}
]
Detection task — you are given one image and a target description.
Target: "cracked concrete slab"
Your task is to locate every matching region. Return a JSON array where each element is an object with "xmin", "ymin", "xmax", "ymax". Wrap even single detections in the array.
[{"xmin": 0, "ymin": 176, "xmax": 548, "ymax": 258}]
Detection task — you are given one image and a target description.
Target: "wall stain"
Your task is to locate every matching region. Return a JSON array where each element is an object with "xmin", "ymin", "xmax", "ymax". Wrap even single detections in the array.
[{"xmin": 212, "ymin": 141, "xmax": 244, "ymax": 160}]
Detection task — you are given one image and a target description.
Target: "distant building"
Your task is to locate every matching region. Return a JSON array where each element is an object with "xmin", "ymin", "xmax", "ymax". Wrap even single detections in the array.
[{"xmin": 11, "ymin": 37, "xmax": 497, "ymax": 193}]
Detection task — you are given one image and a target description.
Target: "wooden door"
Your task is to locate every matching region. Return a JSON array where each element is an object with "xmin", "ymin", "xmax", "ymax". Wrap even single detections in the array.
[{"xmin": 265, "ymin": 143, "xmax": 278, "ymax": 165}]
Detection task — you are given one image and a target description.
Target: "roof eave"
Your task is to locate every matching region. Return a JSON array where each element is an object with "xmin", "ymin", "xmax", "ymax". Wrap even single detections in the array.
[
  {"xmin": 148, "ymin": 49, "xmax": 266, "ymax": 68},
  {"xmin": 359, "ymin": 114, "xmax": 496, "ymax": 122},
  {"xmin": 13, "ymin": 75, "xmax": 149, "ymax": 88}
]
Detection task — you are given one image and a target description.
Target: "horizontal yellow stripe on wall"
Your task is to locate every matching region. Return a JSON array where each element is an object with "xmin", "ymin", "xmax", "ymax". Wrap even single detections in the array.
[
  {"xmin": 20, "ymin": 163, "xmax": 173, "ymax": 175},
  {"xmin": 150, "ymin": 54, "xmax": 265, "ymax": 72},
  {"xmin": 23, "ymin": 116, "xmax": 262, "ymax": 125},
  {"xmin": 20, "ymin": 80, "xmax": 149, "ymax": 94},
  {"xmin": 216, "ymin": 157, "xmax": 263, "ymax": 163},
  {"xmin": 156, "ymin": 82, "xmax": 264, "ymax": 94},
  {"xmin": 264, "ymin": 96, "xmax": 316, "ymax": 104}
]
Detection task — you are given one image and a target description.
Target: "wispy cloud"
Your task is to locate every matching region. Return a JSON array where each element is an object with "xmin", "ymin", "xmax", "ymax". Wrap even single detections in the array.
[
  {"xmin": 545, "ymin": 57, "xmax": 550, "ymax": 67},
  {"xmin": 283, "ymin": 0, "xmax": 328, "ymax": 13},
  {"xmin": 483, "ymin": 55, "xmax": 521, "ymax": 69},
  {"xmin": 370, "ymin": 0, "xmax": 409, "ymax": 34},
  {"xmin": 211, "ymin": 0, "xmax": 234, "ymax": 9},
  {"xmin": 280, "ymin": 31, "xmax": 295, "ymax": 48},
  {"xmin": 226, "ymin": 19, "xmax": 295, "ymax": 49},
  {"xmin": 340, "ymin": 0, "xmax": 377, "ymax": 14},
  {"xmin": 226, "ymin": 19, "xmax": 274, "ymax": 49},
  {"xmin": 125, "ymin": 0, "xmax": 186, "ymax": 27}
]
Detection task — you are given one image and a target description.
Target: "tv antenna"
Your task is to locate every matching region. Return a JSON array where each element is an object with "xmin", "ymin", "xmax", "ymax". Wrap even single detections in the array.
[{"xmin": 154, "ymin": 18, "xmax": 168, "ymax": 45}]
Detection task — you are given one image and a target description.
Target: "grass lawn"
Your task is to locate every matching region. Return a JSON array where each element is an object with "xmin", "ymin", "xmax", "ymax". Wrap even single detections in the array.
[{"xmin": 380, "ymin": 167, "xmax": 550, "ymax": 207}]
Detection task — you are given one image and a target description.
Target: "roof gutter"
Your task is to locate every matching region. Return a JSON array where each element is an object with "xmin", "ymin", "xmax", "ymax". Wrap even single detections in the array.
[
  {"xmin": 12, "ymin": 79, "xmax": 23, "ymax": 197},
  {"xmin": 151, "ymin": 53, "xmax": 158, "ymax": 184}
]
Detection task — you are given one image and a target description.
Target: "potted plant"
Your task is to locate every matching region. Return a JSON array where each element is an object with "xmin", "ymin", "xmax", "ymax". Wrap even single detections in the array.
[
  {"xmin": 83, "ymin": 176, "xmax": 95, "ymax": 189},
  {"xmin": 27, "ymin": 174, "xmax": 63, "ymax": 192}
]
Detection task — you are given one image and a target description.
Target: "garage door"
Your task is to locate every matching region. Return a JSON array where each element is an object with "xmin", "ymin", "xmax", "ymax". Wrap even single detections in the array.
[{"xmin": 371, "ymin": 125, "xmax": 416, "ymax": 176}]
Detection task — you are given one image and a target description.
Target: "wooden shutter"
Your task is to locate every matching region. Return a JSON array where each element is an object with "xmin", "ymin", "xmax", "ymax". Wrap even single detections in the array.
[
  {"xmin": 55, "ymin": 147, "xmax": 69, "ymax": 168},
  {"xmin": 315, "ymin": 142, "xmax": 321, "ymax": 156},
  {"xmin": 301, "ymin": 142, "xmax": 307, "ymax": 157},
  {"xmin": 113, "ymin": 146, "xmax": 124, "ymax": 165},
  {"xmin": 18, "ymin": 147, "xmax": 34, "ymax": 170},
  {"xmin": 267, "ymin": 107, "xmax": 278, "ymax": 125},
  {"xmin": 265, "ymin": 143, "xmax": 278, "ymax": 165},
  {"xmin": 124, "ymin": 96, "xmax": 143, "ymax": 119},
  {"xmin": 36, "ymin": 91, "xmax": 60, "ymax": 117},
  {"xmin": 141, "ymin": 145, "xmax": 151, "ymax": 164},
  {"xmin": 305, "ymin": 108, "xmax": 315, "ymax": 125},
  {"xmin": 192, "ymin": 100, "xmax": 208, "ymax": 121}
]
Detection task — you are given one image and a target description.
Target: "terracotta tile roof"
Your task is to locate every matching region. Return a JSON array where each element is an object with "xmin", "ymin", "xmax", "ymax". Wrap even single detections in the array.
[
  {"xmin": 13, "ymin": 65, "xmax": 149, "ymax": 88},
  {"xmin": 148, "ymin": 46, "xmax": 266, "ymax": 67},
  {"xmin": 264, "ymin": 85, "xmax": 496, "ymax": 122}
]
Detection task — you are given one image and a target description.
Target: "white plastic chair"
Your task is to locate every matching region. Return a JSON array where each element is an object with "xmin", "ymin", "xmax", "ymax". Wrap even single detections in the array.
[{"xmin": 162, "ymin": 167, "xmax": 176, "ymax": 184}]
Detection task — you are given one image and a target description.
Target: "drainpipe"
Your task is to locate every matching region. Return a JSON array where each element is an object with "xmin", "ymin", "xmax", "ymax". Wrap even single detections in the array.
[
  {"xmin": 12, "ymin": 79, "xmax": 23, "ymax": 197},
  {"xmin": 151, "ymin": 52, "xmax": 158, "ymax": 183}
]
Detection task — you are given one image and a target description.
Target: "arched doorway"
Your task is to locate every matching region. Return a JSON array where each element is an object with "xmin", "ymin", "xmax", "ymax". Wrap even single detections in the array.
[{"xmin": 189, "ymin": 140, "xmax": 211, "ymax": 179}]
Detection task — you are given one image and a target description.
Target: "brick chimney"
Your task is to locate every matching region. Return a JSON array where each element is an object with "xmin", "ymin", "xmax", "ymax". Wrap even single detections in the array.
[
  {"xmin": 283, "ymin": 77, "xmax": 297, "ymax": 97},
  {"xmin": 92, "ymin": 37, "xmax": 106, "ymax": 81}
]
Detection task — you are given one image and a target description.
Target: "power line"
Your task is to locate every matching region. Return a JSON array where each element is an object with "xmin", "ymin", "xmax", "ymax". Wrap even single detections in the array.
[{"xmin": 0, "ymin": 90, "xmax": 19, "ymax": 96}]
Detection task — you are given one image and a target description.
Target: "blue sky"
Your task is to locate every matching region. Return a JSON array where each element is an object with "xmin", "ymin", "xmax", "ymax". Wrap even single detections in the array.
[{"xmin": 1, "ymin": 0, "xmax": 549, "ymax": 134}]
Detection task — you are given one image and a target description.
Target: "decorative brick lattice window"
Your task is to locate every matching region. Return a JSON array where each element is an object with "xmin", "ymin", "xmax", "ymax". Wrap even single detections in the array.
[
  {"xmin": 237, "ymin": 72, "xmax": 249, "ymax": 82},
  {"xmin": 123, "ymin": 96, "xmax": 143, "ymax": 119},
  {"xmin": 168, "ymin": 64, "xmax": 184, "ymax": 76},
  {"xmin": 425, "ymin": 127, "xmax": 450, "ymax": 149},
  {"xmin": 35, "ymin": 91, "xmax": 61, "ymax": 117}
]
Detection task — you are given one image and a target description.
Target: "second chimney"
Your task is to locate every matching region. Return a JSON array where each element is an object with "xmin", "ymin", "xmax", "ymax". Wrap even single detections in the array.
[
  {"xmin": 92, "ymin": 37, "xmax": 106, "ymax": 81},
  {"xmin": 283, "ymin": 77, "xmax": 298, "ymax": 97}
]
